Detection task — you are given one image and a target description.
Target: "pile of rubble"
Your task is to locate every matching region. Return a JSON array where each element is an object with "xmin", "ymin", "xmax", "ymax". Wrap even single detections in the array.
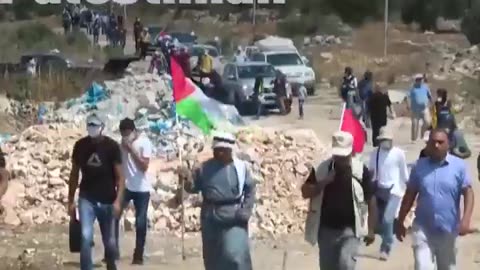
[{"xmin": 1, "ymin": 124, "xmax": 330, "ymax": 238}]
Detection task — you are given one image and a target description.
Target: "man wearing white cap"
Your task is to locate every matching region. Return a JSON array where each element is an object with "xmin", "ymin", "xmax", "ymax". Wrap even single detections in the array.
[
  {"xmin": 408, "ymin": 74, "xmax": 432, "ymax": 142},
  {"xmin": 178, "ymin": 131, "xmax": 255, "ymax": 270},
  {"xmin": 68, "ymin": 112, "xmax": 125, "ymax": 270},
  {"xmin": 302, "ymin": 131, "xmax": 376, "ymax": 270},
  {"xmin": 368, "ymin": 126, "xmax": 408, "ymax": 261}
]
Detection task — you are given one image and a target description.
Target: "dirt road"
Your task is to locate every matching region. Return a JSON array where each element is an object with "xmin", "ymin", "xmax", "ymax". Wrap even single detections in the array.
[{"xmin": 2, "ymin": 87, "xmax": 480, "ymax": 270}]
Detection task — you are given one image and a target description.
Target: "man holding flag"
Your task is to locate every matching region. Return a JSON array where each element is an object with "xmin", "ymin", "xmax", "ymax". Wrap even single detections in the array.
[{"xmin": 177, "ymin": 132, "xmax": 256, "ymax": 270}]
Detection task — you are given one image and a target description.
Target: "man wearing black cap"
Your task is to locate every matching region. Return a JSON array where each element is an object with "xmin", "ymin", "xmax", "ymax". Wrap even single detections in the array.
[
  {"xmin": 114, "ymin": 118, "xmax": 153, "ymax": 265},
  {"xmin": 68, "ymin": 112, "xmax": 124, "ymax": 270}
]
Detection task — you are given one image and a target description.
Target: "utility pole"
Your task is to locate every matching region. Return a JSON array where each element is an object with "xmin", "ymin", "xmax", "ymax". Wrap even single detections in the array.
[
  {"xmin": 253, "ymin": 0, "xmax": 256, "ymax": 25},
  {"xmin": 384, "ymin": 0, "xmax": 389, "ymax": 57}
]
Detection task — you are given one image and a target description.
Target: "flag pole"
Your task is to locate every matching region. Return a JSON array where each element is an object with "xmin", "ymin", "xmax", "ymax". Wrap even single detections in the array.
[
  {"xmin": 338, "ymin": 102, "xmax": 346, "ymax": 130},
  {"xmin": 179, "ymin": 141, "xmax": 186, "ymax": 261},
  {"xmin": 171, "ymin": 60, "xmax": 186, "ymax": 261},
  {"xmin": 177, "ymin": 110, "xmax": 186, "ymax": 261}
]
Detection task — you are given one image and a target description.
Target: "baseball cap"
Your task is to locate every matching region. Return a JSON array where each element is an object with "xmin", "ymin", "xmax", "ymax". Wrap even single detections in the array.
[{"xmin": 86, "ymin": 112, "xmax": 104, "ymax": 126}]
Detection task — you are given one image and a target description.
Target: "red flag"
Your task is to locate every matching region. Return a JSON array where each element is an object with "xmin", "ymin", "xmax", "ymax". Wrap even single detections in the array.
[{"xmin": 340, "ymin": 107, "xmax": 366, "ymax": 153}]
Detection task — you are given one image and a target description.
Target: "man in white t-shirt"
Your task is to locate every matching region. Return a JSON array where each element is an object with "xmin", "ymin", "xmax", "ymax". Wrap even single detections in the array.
[
  {"xmin": 114, "ymin": 118, "xmax": 153, "ymax": 265},
  {"xmin": 368, "ymin": 125, "xmax": 409, "ymax": 261}
]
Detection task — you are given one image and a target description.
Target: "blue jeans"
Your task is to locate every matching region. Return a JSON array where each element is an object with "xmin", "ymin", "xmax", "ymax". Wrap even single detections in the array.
[
  {"xmin": 376, "ymin": 194, "xmax": 401, "ymax": 254},
  {"xmin": 78, "ymin": 196, "xmax": 117, "ymax": 270},
  {"xmin": 298, "ymin": 99, "xmax": 304, "ymax": 117},
  {"xmin": 114, "ymin": 189, "xmax": 150, "ymax": 257}
]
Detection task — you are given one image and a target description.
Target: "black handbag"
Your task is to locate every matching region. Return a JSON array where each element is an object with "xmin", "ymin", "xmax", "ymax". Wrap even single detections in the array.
[
  {"xmin": 69, "ymin": 219, "xmax": 81, "ymax": 253},
  {"xmin": 69, "ymin": 218, "xmax": 95, "ymax": 253}
]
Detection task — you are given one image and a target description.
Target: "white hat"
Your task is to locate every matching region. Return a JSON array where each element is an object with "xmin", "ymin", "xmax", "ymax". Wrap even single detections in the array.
[
  {"xmin": 376, "ymin": 126, "xmax": 394, "ymax": 141},
  {"xmin": 331, "ymin": 131, "xmax": 353, "ymax": 157},
  {"xmin": 414, "ymin": 73, "xmax": 423, "ymax": 80},
  {"xmin": 86, "ymin": 112, "xmax": 104, "ymax": 126},
  {"xmin": 212, "ymin": 131, "xmax": 236, "ymax": 149}
]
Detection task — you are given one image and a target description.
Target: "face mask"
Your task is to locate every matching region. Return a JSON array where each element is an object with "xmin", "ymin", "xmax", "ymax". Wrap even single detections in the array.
[
  {"xmin": 87, "ymin": 125, "xmax": 102, "ymax": 138},
  {"xmin": 380, "ymin": 140, "xmax": 392, "ymax": 150}
]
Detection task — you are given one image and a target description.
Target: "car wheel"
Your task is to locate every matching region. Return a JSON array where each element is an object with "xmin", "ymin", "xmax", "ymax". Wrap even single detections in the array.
[
  {"xmin": 285, "ymin": 98, "xmax": 292, "ymax": 114},
  {"xmin": 307, "ymin": 86, "xmax": 316, "ymax": 96},
  {"xmin": 233, "ymin": 93, "xmax": 244, "ymax": 114}
]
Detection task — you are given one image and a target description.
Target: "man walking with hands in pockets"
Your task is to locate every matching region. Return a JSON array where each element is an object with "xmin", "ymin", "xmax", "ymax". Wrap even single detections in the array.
[{"xmin": 395, "ymin": 128, "xmax": 475, "ymax": 270}]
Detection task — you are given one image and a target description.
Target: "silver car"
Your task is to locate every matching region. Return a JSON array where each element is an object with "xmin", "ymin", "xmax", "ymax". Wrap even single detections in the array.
[{"xmin": 222, "ymin": 62, "xmax": 278, "ymax": 112}]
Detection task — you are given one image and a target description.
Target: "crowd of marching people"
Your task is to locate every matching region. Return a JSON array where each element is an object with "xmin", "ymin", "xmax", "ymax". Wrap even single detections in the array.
[
  {"xmin": 340, "ymin": 66, "xmax": 471, "ymax": 158},
  {"xmin": 62, "ymin": 4, "xmax": 126, "ymax": 48},
  {"xmin": 0, "ymin": 55, "xmax": 479, "ymax": 270},
  {"xmin": 312, "ymin": 66, "xmax": 475, "ymax": 270}
]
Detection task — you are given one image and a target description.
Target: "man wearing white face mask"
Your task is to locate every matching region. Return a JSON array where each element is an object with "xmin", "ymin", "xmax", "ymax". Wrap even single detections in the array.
[
  {"xmin": 368, "ymin": 125, "xmax": 409, "ymax": 261},
  {"xmin": 113, "ymin": 118, "xmax": 153, "ymax": 265},
  {"xmin": 68, "ymin": 112, "xmax": 124, "ymax": 270}
]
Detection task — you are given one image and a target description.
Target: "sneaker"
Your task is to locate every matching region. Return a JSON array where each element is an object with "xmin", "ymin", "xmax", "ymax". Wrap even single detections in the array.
[
  {"xmin": 379, "ymin": 251, "xmax": 389, "ymax": 261},
  {"xmin": 132, "ymin": 250, "xmax": 144, "ymax": 265},
  {"xmin": 132, "ymin": 253, "xmax": 144, "ymax": 265},
  {"xmin": 132, "ymin": 256, "xmax": 144, "ymax": 265}
]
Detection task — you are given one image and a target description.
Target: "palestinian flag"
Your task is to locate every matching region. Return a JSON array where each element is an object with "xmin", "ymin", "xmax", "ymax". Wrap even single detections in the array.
[{"xmin": 171, "ymin": 57, "xmax": 215, "ymax": 134}]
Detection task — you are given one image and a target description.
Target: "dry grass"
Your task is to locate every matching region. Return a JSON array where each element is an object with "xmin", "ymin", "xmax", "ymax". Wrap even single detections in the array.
[
  {"xmin": 308, "ymin": 22, "xmax": 469, "ymax": 88},
  {"xmin": 0, "ymin": 20, "xmax": 104, "ymax": 63},
  {"xmin": 0, "ymin": 69, "xmax": 111, "ymax": 102}
]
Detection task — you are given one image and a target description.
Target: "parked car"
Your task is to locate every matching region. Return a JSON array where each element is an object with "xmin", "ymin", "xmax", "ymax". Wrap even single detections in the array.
[
  {"xmin": 146, "ymin": 25, "xmax": 164, "ymax": 53},
  {"xmin": 222, "ymin": 61, "xmax": 291, "ymax": 114},
  {"xmin": 169, "ymin": 32, "xmax": 197, "ymax": 47},
  {"xmin": 20, "ymin": 53, "xmax": 74, "ymax": 72},
  {"xmin": 250, "ymin": 49, "xmax": 316, "ymax": 95}
]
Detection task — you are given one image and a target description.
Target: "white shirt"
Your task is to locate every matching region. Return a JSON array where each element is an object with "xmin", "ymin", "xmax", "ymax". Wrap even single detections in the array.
[
  {"xmin": 368, "ymin": 146, "xmax": 409, "ymax": 197},
  {"xmin": 121, "ymin": 134, "xmax": 154, "ymax": 192}
]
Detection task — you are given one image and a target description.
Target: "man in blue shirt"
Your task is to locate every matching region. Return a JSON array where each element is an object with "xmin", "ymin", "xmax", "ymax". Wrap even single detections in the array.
[
  {"xmin": 408, "ymin": 74, "xmax": 432, "ymax": 142},
  {"xmin": 395, "ymin": 129, "xmax": 475, "ymax": 270}
]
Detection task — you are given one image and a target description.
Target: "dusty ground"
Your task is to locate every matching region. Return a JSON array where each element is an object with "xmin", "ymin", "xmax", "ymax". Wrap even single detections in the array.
[{"xmin": 2, "ymin": 87, "xmax": 480, "ymax": 270}]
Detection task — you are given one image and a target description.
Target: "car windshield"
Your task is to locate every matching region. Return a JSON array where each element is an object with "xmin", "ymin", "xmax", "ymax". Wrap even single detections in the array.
[
  {"xmin": 191, "ymin": 47, "xmax": 219, "ymax": 57},
  {"xmin": 238, "ymin": 65, "xmax": 275, "ymax": 78},
  {"xmin": 148, "ymin": 27, "xmax": 162, "ymax": 36},
  {"xmin": 170, "ymin": 33, "xmax": 197, "ymax": 44},
  {"xmin": 266, "ymin": 53, "xmax": 303, "ymax": 66}
]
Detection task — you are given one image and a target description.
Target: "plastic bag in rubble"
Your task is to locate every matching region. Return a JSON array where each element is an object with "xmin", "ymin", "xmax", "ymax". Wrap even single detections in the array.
[
  {"xmin": 0, "ymin": 134, "xmax": 11, "ymax": 145},
  {"xmin": 149, "ymin": 120, "xmax": 173, "ymax": 134},
  {"xmin": 85, "ymin": 82, "xmax": 107, "ymax": 105},
  {"xmin": 37, "ymin": 104, "xmax": 47, "ymax": 124},
  {"xmin": 134, "ymin": 108, "xmax": 150, "ymax": 131}
]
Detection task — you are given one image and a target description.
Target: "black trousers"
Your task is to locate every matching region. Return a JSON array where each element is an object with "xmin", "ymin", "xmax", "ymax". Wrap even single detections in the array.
[{"xmin": 371, "ymin": 120, "xmax": 386, "ymax": 147}]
